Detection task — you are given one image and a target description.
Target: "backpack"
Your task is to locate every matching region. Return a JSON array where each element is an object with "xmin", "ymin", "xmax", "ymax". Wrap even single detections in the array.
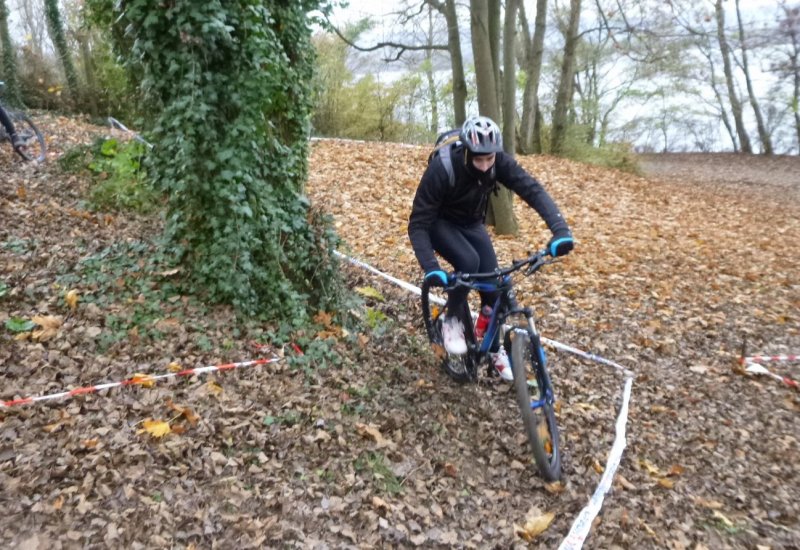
[{"xmin": 427, "ymin": 128, "xmax": 461, "ymax": 187}]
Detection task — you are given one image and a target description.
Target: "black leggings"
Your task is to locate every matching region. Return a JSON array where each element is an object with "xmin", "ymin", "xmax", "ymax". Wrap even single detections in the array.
[
  {"xmin": 429, "ymin": 219, "xmax": 500, "ymax": 316},
  {"xmin": 0, "ymin": 106, "xmax": 15, "ymax": 136}
]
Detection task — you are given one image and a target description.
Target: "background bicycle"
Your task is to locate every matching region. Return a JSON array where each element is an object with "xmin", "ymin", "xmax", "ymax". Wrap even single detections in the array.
[
  {"xmin": 0, "ymin": 82, "xmax": 46, "ymax": 163},
  {"xmin": 420, "ymin": 248, "xmax": 563, "ymax": 481}
]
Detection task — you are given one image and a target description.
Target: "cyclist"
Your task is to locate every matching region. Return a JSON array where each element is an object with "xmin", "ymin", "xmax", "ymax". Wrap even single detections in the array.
[
  {"xmin": 408, "ymin": 115, "xmax": 574, "ymax": 381},
  {"xmin": 0, "ymin": 103, "xmax": 24, "ymax": 154}
]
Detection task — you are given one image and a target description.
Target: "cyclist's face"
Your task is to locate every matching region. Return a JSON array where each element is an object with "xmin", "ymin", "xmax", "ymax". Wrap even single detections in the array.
[{"xmin": 471, "ymin": 153, "xmax": 496, "ymax": 173}]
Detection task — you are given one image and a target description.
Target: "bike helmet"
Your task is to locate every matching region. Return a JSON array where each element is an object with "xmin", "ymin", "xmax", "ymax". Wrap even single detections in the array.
[{"xmin": 459, "ymin": 116, "xmax": 503, "ymax": 155}]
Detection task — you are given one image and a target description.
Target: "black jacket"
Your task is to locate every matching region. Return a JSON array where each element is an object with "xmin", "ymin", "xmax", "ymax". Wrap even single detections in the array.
[{"xmin": 408, "ymin": 145, "xmax": 569, "ymax": 273}]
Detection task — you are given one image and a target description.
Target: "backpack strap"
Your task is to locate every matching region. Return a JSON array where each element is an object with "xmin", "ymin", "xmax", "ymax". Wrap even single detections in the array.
[
  {"xmin": 438, "ymin": 142, "xmax": 456, "ymax": 188},
  {"xmin": 427, "ymin": 129, "xmax": 460, "ymax": 188}
]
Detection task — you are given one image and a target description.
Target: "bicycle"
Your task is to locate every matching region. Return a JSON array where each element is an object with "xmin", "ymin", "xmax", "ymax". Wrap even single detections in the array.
[
  {"xmin": 420, "ymin": 247, "xmax": 562, "ymax": 481},
  {"xmin": 0, "ymin": 82, "xmax": 46, "ymax": 162}
]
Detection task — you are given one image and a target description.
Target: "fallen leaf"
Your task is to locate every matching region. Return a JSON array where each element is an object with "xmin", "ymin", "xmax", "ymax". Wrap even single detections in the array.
[
  {"xmin": 167, "ymin": 362, "xmax": 182, "ymax": 372},
  {"xmin": 443, "ymin": 462, "xmax": 458, "ymax": 477},
  {"xmin": 138, "ymin": 419, "xmax": 171, "ymax": 438},
  {"xmin": 544, "ymin": 482, "xmax": 566, "ymax": 494},
  {"xmin": 515, "ymin": 511, "xmax": 555, "ymax": 542},
  {"xmin": 615, "ymin": 474, "xmax": 637, "ymax": 490},
  {"xmin": 592, "ymin": 459, "xmax": 605, "ymax": 474},
  {"xmin": 372, "ymin": 496, "xmax": 389, "ymax": 513},
  {"xmin": 657, "ymin": 477, "xmax": 675, "ymax": 489},
  {"xmin": 82, "ymin": 439, "xmax": 99, "ymax": 449},
  {"xmin": 31, "ymin": 315, "xmax": 62, "ymax": 342},
  {"xmin": 166, "ymin": 399, "xmax": 200, "ymax": 425},
  {"xmin": 65, "ymin": 290, "xmax": 79, "ymax": 311},
  {"xmin": 667, "ymin": 464, "xmax": 685, "ymax": 477},
  {"xmin": 639, "ymin": 458, "xmax": 662, "ymax": 476},
  {"xmin": 712, "ymin": 510, "xmax": 735, "ymax": 528},
  {"xmin": 692, "ymin": 496, "xmax": 724, "ymax": 510},
  {"xmin": 207, "ymin": 380, "xmax": 223, "ymax": 396},
  {"xmin": 130, "ymin": 373, "xmax": 156, "ymax": 388},
  {"xmin": 355, "ymin": 422, "xmax": 393, "ymax": 447}
]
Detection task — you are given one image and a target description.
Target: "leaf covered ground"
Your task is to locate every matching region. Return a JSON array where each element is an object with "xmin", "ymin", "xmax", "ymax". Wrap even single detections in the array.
[{"xmin": 1, "ymin": 117, "xmax": 798, "ymax": 549}]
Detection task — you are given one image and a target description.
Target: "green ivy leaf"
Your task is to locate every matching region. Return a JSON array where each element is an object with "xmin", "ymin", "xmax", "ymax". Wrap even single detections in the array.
[
  {"xmin": 0, "ymin": 281, "xmax": 7, "ymax": 298},
  {"xmin": 5, "ymin": 317, "xmax": 36, "ymax": 333}
]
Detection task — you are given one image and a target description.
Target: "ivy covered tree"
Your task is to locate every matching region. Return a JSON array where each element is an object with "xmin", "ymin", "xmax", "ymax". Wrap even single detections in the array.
[
  {"xmin": 44, "ymin": 0, "xmax": 80, "ymax": 102},
  {"xmin": 118, "ymin": 0, "xmax": 343, "ymax": 320},
  {"xmin": 0, "ymin": 0, "xmax": 21, "ymax": 106}
]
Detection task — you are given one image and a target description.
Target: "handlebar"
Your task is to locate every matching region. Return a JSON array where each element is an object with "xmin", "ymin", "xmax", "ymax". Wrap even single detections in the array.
[{"xmin": 450, "ymin": 248, "xmax": 552, "ymax": 283}]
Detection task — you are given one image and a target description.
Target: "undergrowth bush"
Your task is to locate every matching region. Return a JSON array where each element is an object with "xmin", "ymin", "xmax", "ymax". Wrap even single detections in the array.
[
  {"xmin": 60, "ymin": 137, "xmax": 161, "ymax": 213},
  {"xmin": 552, "ymin": 125, "xmax": 640, "ymax": 173}
]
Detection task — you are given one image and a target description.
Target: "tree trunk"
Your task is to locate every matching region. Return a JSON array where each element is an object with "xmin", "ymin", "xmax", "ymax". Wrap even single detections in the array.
[
  {"xmin": 470, "ymin": 0, "xmax": 517, "ymax": 235},
  {"xmin": 425, "ymin": 5, "xmax": 439, "ymax": 133},
  {"xmin": 76, "ymin": 30, "xmax": 99, "ymax": 117},
  {"xmin": 44, "ymin": 0, "xmax": 81, "ymax": 104},
  {"xmin": 734, "ymin": 0, "xmax": 771, "ymax": 155},
  {"xmin": 551, "ymin": 0, "xmax": 582, "ymax": 155},
  {"xmin": 519, "ymin": 0, "xmax": 548, "ymax": 154},
  {"xmin": 470, "ymin": 0, "xmax": 500, "ymax": 120},
  {"xmin": 488, "ymin": 0, "xmax": 503, "ymax": 113},
  {"xmin": 699, "ymin": 37, "xmax": 739, "ymax": 151},
  {"xmin": 0, "ymin": 0, "xmax": 21, "ymax": 106},
  {"xmin": 502, "ymin": 0, "xmax": 519, "ymax": 154},
  {"xmin": 714, "ymin": 0, "xmax": 751, "ymax": 154},
  {"xmin": 428, "ymin": 0, "xmax": 467, "ymax": 126}
]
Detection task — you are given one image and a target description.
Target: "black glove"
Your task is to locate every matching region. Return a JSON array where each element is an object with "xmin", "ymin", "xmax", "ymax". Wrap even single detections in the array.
[{"xmin": 547, "ymin": 230, "xmax": 574, "ymax": 257}]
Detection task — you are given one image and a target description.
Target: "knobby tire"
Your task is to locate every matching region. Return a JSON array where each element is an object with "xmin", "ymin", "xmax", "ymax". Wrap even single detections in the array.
[{"xmin": 509, "ymin": 327, "xmax": 562, "ymax": 481}]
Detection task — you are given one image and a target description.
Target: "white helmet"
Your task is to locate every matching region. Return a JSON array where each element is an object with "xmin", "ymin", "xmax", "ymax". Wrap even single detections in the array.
[{"xmin": 459, "ymin": 116, "xmax": 503, "ymax": 154}]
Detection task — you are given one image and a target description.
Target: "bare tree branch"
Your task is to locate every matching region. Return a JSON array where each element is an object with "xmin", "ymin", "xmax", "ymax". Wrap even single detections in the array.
[{"xmin": 323, "ymin": 13, "xmax": 448, "ymax": 62}]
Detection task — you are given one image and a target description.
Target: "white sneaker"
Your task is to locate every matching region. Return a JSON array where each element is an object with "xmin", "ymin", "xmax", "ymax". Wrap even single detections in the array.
[
  {"xmin": 490, "ymin": 347, "xmax": 513, "ymax": 381},
  {"xmin": 441, "ymin": 316, "xmax": 467, "ymax": 355}
]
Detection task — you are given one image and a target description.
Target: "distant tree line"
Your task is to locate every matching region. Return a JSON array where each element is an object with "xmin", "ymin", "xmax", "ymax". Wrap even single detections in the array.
[{"xmin": 315, "ymin": 0, "xmax": 800, "ymax": 156}]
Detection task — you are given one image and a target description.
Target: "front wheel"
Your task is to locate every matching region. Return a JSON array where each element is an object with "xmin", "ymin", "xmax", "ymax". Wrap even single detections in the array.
[
  {"xmin": 420, "ymin": 282, "xmax": 477, "ymax": 383},
  {"xmin": 508, "ymin": 327, "xmax": 561, "ymax": 481},
  {"xmin": 9, "ymin": 111, "xmax": 46, "ymax": 162}
]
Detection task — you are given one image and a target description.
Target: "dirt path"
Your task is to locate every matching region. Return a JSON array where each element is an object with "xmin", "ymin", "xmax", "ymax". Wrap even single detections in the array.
[{"xmin": 637, "ymin": 153, "xmax": 800, "ymax": 203}]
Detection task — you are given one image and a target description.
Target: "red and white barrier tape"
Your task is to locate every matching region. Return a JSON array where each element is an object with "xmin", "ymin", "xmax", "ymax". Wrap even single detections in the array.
[
  {"xmin": 744, "ymin": 362, "xmax": 799, "ymax": 389},
  {"xmin": 742, "ymin": 354, "xmax": 799, "ymax": 365},
  {"xmin": 1, "ymin": 357, "xmax": 280, "ymax": 409}
]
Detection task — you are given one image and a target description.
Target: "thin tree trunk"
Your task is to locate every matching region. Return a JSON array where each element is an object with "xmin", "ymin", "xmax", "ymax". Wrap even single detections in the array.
[
  {"xmin": 425, "ymin": 5, "xmax": 438, "ymax": 133},
  {"xmin": 715, "ymin": 0, "xmax": 752, "ymax": 154},
  {"xmin": 76, "ymin": 31, "xmax": 98, "ymax": 117},
  {"xmin": 488, "ymin": 0, "xmax": 502, "ymax": 113},
  {"xmin": 700, "ymin": 37, "xmax": 739, "ymax": 151},
  {"xmin": 519, "ymin": 0, "xmax": 548, "ymax": 154},
  {"xmin": 470, "ymin": 0, "xmax": 517, "ymax": 235},
  {"xmin": 734, "ymin": 0, "xmax": 771, "ymax": 154},
  {"xmin": 0, "ymin": 0, "xmax": 21, "ymax": 106},
  {"xmin": 428, "ymin": 0, "xmax": 467, "ymax": 126},
  {"xmin": 551, "ymin": 0, "xmax": 582, "ymax": 155},
  {"xmin": 502, "ymin": 0, "xmax": 519, "ymax": 154},
  {"xmin": 44, "ymin": 0, "xmax": 80, "ymax": 105}
]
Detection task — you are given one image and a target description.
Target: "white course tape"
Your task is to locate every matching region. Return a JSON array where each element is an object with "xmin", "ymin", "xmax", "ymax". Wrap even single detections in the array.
[{"xmin": 558, "ymin": 375, "xmax": 633, "ymax": 549}]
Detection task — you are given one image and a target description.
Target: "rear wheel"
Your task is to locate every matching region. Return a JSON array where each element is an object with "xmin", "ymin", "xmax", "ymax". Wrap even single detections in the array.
[
  {"xmin": 9, "ymin": 111, "xmax": 46, "ymax": 162},
  {"xmin": 508, "ymin": 327, "xmax": 561, "ymax": 480}
]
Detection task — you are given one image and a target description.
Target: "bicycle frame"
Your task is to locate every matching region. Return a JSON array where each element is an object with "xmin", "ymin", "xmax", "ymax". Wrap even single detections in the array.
[{"xmin": 422, "ymin": 250, "xmax": 553, "ymax": 378}]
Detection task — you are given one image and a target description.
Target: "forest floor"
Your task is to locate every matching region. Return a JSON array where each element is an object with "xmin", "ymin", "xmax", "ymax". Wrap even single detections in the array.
[{"xmin": 0, "ymin": 116, "xmax": 798, "ymax": 549}]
